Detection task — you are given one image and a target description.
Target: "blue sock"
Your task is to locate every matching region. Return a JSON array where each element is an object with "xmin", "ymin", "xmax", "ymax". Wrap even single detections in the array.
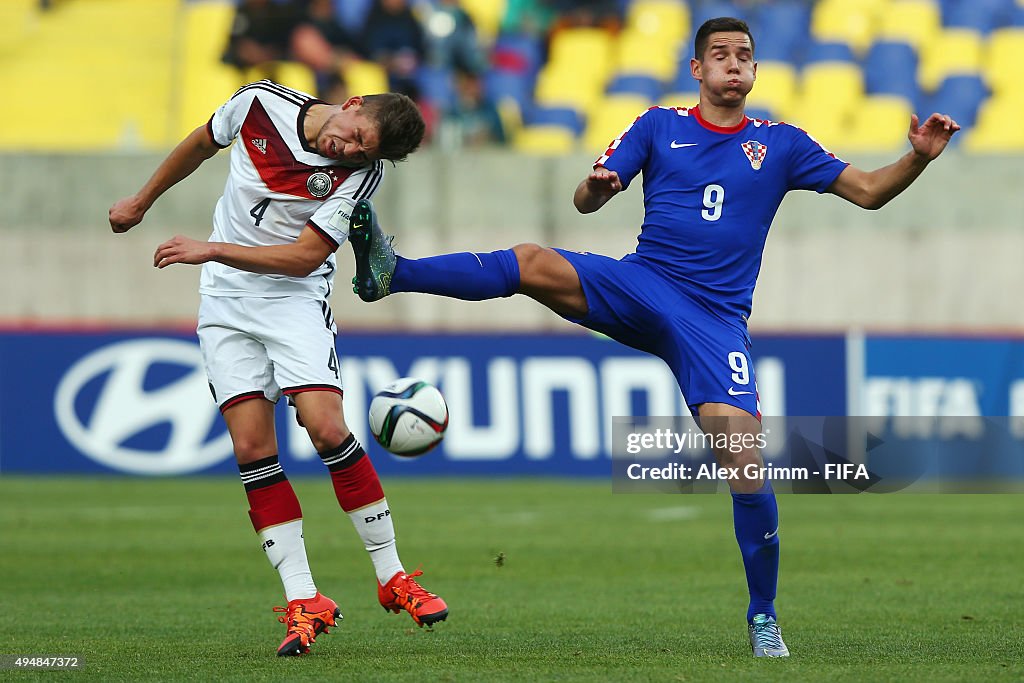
[
  {"xmin": 391, "ymin": 249, "xmax": 520, "ymax": 300},
  {"xmin": 731, "ymin": 480, "xmax": 780, "ymax": 623}
]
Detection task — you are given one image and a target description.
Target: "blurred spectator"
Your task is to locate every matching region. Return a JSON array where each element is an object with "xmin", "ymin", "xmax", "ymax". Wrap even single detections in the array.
[
  {"xmin": 439, "ymin": 68, "xmax": 506, "ymax": 148},
  {"xmin": 423, "ymin": 0, "xmax": 489, "ymax": 75},
  {"xmin": 223, "ymin": 0, "xmax": 305, "ymax": 71},
  {"xmin": 362, "ymin": 0, "xmax": 426, "ymax": 100},
  {"xmin": 224, "ymin": 0, "xmax": 355, "ymax": 98},
  {"xmin": 549, "ymin": 0, "xmax": 622, "ymax": 34}
]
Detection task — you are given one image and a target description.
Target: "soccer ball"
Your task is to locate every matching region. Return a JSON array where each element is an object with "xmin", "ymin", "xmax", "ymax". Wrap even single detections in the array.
[{"xmin": 368, "ymin": 377, "xmax": 449, "ymax": 457}]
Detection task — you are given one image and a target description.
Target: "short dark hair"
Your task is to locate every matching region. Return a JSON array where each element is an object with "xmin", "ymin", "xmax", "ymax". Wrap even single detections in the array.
[
  {"xmin": 359, "ymin": 93, "xmax": 426, "ymax": 162},
  {"xmin": 694, "ymin": 17, "xmax": 755, "ymax": 60}
]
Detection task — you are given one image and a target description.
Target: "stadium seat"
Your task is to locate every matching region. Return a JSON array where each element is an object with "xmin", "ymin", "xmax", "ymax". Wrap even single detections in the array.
[
  {"xmin": 690, "ymin": 1, "xmax": 743, "ymax": 33},
  {"xmin": 753, "ymin": 1, "xmax": 812, "ymax": 63},
  {"xmin": 804, "ymin": 40, "xmax": 859, "ymax": 64},
  {"xmin": 523, "ymin": 106, "xmax": 586, "ymax": 136},
  {"xmin": 785, "ymin": 62, "xmax": 864, "ymax": 142},
  {"xmin": 942, "ymin": 0, "xmax": 1015, "ymax": 34},
  {"xmin": 918, "ymin": 29, "xmax": 984, "ymax": 92},
  {"xmin": 982, "ymin": 28, "xmax": 1024, "ymax": 95},
  {"xmin": 483, "ymin": 69, "xmax": 534, "ymax": 115},
  {"xmin": 416, "ymin": 66, "xmax": 457, "ymax": 110},
  {"xmin": 491, "ymin": 33, "xmax": 545, "ymax": 77},
  {"xmin": 334, "ymin": 0, "xmax": 373, "ymax": 32},
  {"xmin": 962, "ymin": 95, "xmax": 1024, "ymax": 151},
  {"xmin": 614, "ymin": 27, "xmax": 679, "ymax": 81},
  {"xmin": 342, "ymin": 60, "xmax": 390, "ymax": 97},
  {"xmin": 810, "ymin": 0, "xmax": 884, "ymax": 53},
  {"xmin": 459, "ymin": 0, "xmax": 507, "ymax": 45},
  {"xmin": 583, "ymin": 96, "xmax": 654, "ymax": 154},
  {"xmin": 625, "ymin": 0, "xmax": 690, "ymax": 47},
  {"xmin": 844, "ymin": 96, "xmax": 915, "ymax": 152},
  {"xmin": 534, "ymin": 63, "xmax": 604, "ymax": 112},
  {"xmin": 745, "ymin": 61, "xmax": 798, "ymax": 121},
  {"xmin": 547, "ymin": 27, "xmax": 615, "ymax": 81},
  {"xmin": 665, "ymin": 61, "xmax": 701, "ymax": 96},
  {"xmin": 876, "ymin": 0, "xmax": 942, "ymax": 50},
  {"xmin": 605, "ymin": 73, "xmax": 664, "ymax": 101},
  {"xmin": 0, "ymin": 0, "xmax": 38, "ymax": 54},
  {"xmin": 923, "ymin": 74, "xmax": 989, "ymax": 129},
  {"xmin": 863, "ymin": 41, "xmax": 920, "ymax": 101},
  {"xmin": 512, "ymin": 125, "xmax": 577, "ymax": 155}
]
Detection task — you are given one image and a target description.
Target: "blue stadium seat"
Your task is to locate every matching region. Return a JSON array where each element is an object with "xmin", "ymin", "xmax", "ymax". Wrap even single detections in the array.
[
  {"xmin": 863, "ymin": 41, "xmax": 919, "ymax": 101},
  {"xmin": 334, "ymin": 0, "xmax": 373, "ymax": 32},
  {"xmin": 690, "ymin": 1, "xmax": 743, "ymax": 34},
  {"xmin": 415, "ymin": 66, "xmax": 456, "ymax": 110},
  {"xmin": 753, "ymin": 1, "xmax": 812, "ymax": 64},
  {"xmin": 666, "ymin": 64, "xmax": 701, "ymax": 96},
  {"xmin": 605, "ymin": 73, "xmax": 663, "ymax": 101},
  {"xmin": 1013, "ymin": 5, "xmax": 1024, "ymax": 27},
  {"xmin": 492, "ymin": 33, "xmax": 545, "ymax": 78},
  {"xmin": 923, "ymin": 74, "xmax": 989, "ymax": 130},
  {"xmin": 522, "ymin": 105, "xmax": 585, "ymax": 136},
  {"xmin": 804, "ymin": 40, "xmax": 857, "ymax": 64},
  {"xmin": 942, "ymin": 0, "xmax": 1015, "ymax": 34},
  {"xmin": 745, "ymin": 107, "xmax": 776, "ymax": 122},
  {"xmin": 483, "ymin": 69, "xmax": 534, "ymax": 112}
]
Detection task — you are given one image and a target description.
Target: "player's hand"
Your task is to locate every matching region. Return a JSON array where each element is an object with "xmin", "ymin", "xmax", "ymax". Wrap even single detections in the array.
[
  {"xmin": 585, "ymin": 168, "xmax": 623, "ymax": 197},
  {"xmin": 109, "ymin": 196, "xmax": 147, "ymax": 234},
  {"xmin": 908, "ymin": 113, "xmax": 960, "ymax": 161},
  {"xmin": 153, "ymin": 235, "xmax": 214, "ymax": 268}
]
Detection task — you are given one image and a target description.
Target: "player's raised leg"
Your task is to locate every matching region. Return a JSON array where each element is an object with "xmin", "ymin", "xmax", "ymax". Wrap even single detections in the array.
[
  {"xmin": 698, "ymin": 402, "xmax": 788, "ymax": 657},
  {"xmin": 349, "ymin": 199, "xmax": 588, "ymax": 317},
  {"xmin": 292, "ymin": 390, "xmax": 448, "ymax": 627},
  {"xmin": 223, "ymin": 398, "xmax": 341, "ymax": 656}
]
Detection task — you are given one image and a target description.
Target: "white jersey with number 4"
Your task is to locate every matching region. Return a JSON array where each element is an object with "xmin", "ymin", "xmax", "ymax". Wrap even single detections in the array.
[{"xmin": 202, "ymin": 80, "xmax": 384, "ymax": 299}]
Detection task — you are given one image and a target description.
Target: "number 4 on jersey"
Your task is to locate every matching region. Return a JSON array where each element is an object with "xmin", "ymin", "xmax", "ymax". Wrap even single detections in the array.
[{"xmin": 250, "ymin": 198, "xmax": 271, "ymax": 226}]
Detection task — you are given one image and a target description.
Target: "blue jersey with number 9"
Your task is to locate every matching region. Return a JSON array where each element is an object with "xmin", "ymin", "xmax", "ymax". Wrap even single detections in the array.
[{"xmin": 597, "ymin": 106, "xmax": 848, "ymax": 321}]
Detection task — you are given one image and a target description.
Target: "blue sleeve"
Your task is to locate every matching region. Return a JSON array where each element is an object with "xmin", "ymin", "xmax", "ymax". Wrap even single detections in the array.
[
  {"xmin": 595, "ymin": 107, "xmax": 656, "ymax": 191},
  {"xmin": 785, "ymin": 125, "xmax": 849, "ymax": 193}
]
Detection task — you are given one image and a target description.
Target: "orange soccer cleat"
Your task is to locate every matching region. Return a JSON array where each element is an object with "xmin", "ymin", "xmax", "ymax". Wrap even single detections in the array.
[
  {"xmin": 273, "ymin": 592, "xmax": 342, "ymax": 656},
  {"xmin": 378, "ymin": 569, "xmax": 448, "ymax": 627}
]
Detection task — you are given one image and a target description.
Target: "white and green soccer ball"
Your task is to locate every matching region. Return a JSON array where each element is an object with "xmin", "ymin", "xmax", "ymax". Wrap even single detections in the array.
[{"xmin": 368, "ymin": 377, "xmax": 449, "ymax": 457}]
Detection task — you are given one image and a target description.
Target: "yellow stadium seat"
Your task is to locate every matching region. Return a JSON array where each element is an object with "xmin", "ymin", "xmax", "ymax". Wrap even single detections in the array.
[
  {"xmin": 342, "ymin": 60, "xmax": 390, "ymax": 96},
  {"xmin": 658, "ymin": 93, "xmax": 699, "ymax": 109},
  {"xmin": 458, "ymin": 0, "xmax": 506, "ymax": 45},
  {"xmin": 746, "ymin": 61, "xmax": 798, "ymax": 120},
  {"xmin": 983, "ymin": 28, "xmax": 1024, "ymax": 96},
  {"xmin": 0, "ymin": 0, "xmax": 38, "ymax": 54},
  {"xmin": 547, "ymin": 27, "xmax": 615, "ymax": 83},
  {"xmin": 963, "ymin": 96, "xmax": 1024, "ymax": 152},
  {"xmin": 614, "ymin": 27, "xmax": 679, "ymax": 81},
  {"xmin": 534, "ymin": 64, "xmax": 604, "ymax": 111},
  {"xmin": 625, "ymin": 0, "xmax": 690, "ymax": 46},
  {"xmin": 583, "ymin": 96, "xmax": 654, "ymax": 154},
  {"xmin": 810, "ymin": 0, "xmax": 882, "ymax": 52},
  {"xmin": 513, "ymin": 125, "xmax": 577, "ymax": 155},
  {"xmin": 182, "ymin": 0, "xmax": 235, "ymax": 67},
  {"xmin": 876, "ymin": 0, "xmax": 941, "ymax": 50},
  {"xmin": 789, "ymin": 62, "xmax": 864, "ymax": 121},
  {"xmin": 918, "ymin": 29, "xmax": 983, "ymax": 92},
  {"xmin": 844, "ymin": 96, "xmax": 914, "ymax": 152},
  {"xmin": 176, "ymin": 62, "xmax": 245, "ymax": 139}
]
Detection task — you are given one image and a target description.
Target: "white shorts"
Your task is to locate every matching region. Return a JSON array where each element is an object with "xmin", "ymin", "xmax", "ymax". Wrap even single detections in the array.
[{"xmin": 197, "ymin": 295, "xmax": 342, "ymax": 411}]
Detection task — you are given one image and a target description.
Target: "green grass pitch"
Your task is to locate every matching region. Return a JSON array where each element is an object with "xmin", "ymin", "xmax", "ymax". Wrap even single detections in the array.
[{"xmin": 1, "ymin": 476, "xmax": 1022, "ymax": 682}]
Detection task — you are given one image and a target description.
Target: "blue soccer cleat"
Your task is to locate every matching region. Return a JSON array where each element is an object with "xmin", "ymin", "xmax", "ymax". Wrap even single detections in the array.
[
  {"xmin": 748, "ymin": 613, "xmax": 790, "ymax": 657},
  {"xmin": 349, "ymin": 199, "xmax": 397, "ymax": 302}
]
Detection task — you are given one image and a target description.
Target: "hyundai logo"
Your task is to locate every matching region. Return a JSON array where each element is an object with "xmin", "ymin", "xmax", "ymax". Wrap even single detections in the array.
[{"xmin": 54, "ymin": 338, "xmax": 233, "ymax": 475}]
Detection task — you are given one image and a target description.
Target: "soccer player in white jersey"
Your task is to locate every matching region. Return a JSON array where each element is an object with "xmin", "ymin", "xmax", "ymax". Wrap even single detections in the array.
[
  {"xmin": 109, "ymin": 80, "xmax": 447, "ymax": 657},
  {"xmin": 345, "ymin": 18, "xmax": 961, "ymax": 657}
]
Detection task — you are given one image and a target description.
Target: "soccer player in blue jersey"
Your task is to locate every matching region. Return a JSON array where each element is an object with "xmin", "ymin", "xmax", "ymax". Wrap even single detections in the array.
[{"xmin": 346, "ymin": 17, "xmax": 960, "ymax": 656}]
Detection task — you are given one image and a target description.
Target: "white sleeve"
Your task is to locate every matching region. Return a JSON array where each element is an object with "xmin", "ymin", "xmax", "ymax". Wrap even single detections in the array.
[
  {"xmin": 206, "ymin": 85, "xmax": 260, "ymax": 148},
  {"xmin": 307, "ymin": 161, "xmax": 386, "ymax": 249}
]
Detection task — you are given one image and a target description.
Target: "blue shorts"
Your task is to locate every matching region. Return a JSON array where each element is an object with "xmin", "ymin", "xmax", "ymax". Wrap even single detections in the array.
[{"xmin": 554, "ymin": 250, "xmax": 759, "ymax": 417}]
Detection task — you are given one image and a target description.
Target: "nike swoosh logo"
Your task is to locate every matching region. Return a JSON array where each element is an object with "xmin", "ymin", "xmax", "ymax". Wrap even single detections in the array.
[
  {"xmin": 728, "ymin": 387, "xmax": 753, "ymax": 396},
  {"xmin": 764, "ymin": 528, "xmax": 779, "ymax": 540},
  {"xmin": 670, "ymin": 141, "xmax": 698, "ymax": 149}
]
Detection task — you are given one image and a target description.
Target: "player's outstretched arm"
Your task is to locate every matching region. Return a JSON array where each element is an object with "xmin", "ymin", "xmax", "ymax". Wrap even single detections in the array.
[
  {"xmin": 109, "ymin": 125, "xmax": 220, "ymax": 233},
  {"xmin": 828, "ymin": 112, "xmax": 960, "ymax": 210},
  {"xmin": 573, "ymin": 166, "xmax": 623, "ymax": 214},
  {"xmin": 153, "ymin": 227, "xmax": 333, "ymax": 278}
]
